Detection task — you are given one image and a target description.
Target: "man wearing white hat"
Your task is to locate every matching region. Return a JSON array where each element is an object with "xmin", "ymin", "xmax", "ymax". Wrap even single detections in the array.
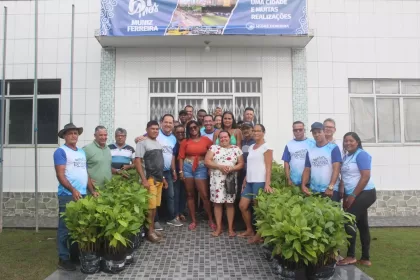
[{"xmin": 54, "ymin": 123, "xmax": 98, "ymax": 271}]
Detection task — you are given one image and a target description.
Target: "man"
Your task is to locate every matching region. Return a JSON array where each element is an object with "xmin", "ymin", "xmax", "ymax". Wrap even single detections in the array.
[
  {"xmin": 200, "ymin": 115, "xmax": 217, "ymax": 140},
  {"xmin": 240, "ymin": 122, "xmax": 256, "ymax": 169},
  {"xmin": 134, "ymin": 120, "xmax": 168, "ymax": 243},
  {"xmin": 109, "ymin": 128, "xmax": 135, "ymax": 175},
  {"xmin": 301, "ymin": 122, "xmax": 342, "ymax": 201},
  {"xmin": 83, "ymin": 126, "xmax": 112, "ymax": 188},
  {"xmin": 243, "ymin": 107, "xmax": 255, "ymax": 124},
  {"xmin": 282, "ymin": 121, "xmax": 315, "ymax": 186},
  {"xmin": 135, "ymin": 114, "xmax": 181, "ymax": 229},
  {"xmin": 184, "ymin": 105, "xmax": 194, "ymax": 121},
  {"xmin": 54, "ymin": 123, "xmax": 98, "ymax": 271},
  {"xmin": 178, "ymin": 110, "xmax": 189, "ymax": 127},
  {"xmin": 197, "ymin": 109, "xmax": 207, "ymax": 127},
  {"xmin": 323, "ymin": 118, "xmax": 344, "ymax": 157},
  {"xmin": 214, "ymin": 106, "xmax": 223, "ymax": 117}
]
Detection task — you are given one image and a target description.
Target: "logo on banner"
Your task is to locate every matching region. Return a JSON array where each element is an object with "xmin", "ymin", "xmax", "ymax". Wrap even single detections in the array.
[
  {"xmin": 128, "ymin": 0, "xmax": 159, "ymax": 18},
  {"xmin": 246, "ymin": 22, "xmax": 256, "ymax": 31}
]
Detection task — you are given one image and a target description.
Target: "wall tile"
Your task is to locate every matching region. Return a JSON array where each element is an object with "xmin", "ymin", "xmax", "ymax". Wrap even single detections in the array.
[{"xmin": 99, "ymin": 48, "xmax": 115, "ymax": 143}]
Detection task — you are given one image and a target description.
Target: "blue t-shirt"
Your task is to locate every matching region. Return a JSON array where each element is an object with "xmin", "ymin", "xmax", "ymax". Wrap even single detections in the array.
[
  {"xmin": 282, "ymin": 138, "xmax": 315, "ymax": 185},
  {"xmin": 341, "ymin": 148, "xmax": 375, "ymax": 195},
  {"xmin": 53, "ymin": 145, "xmax": 88, "ymax": 196},
  {"xmin": 157, "ymin": 130, "xmax": 177, "ymax": 171},
  {"xmin": 305, "ymin": 142, "xmax": 342, "ymax": 193},
  {"xmin": 201, "ymin": 128, "xmax": 217, "ymax": 141}
]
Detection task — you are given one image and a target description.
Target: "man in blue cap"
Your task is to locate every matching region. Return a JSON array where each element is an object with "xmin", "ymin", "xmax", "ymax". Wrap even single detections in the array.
[{"xmin": 301, "ymin": 122, "xmax": 342, "ymax": 201}]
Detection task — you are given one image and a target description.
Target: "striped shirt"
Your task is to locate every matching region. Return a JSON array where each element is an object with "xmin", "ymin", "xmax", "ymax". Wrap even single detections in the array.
[{"xmin": 108, "ymin": 143, "xmax": 135, "ymax": 169}]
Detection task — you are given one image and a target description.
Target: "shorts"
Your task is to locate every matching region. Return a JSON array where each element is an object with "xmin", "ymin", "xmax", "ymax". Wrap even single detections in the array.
[
  {"xmin": 183, "ymin": 161, "xmax": 208, "ymax": 179},
  {"xmin": 148, "ymin": 177, "xmax": 163, "ymax": 210},
  {"xmin": 241, "ymin": 182, "xmax": 265, "ymax": 200}
]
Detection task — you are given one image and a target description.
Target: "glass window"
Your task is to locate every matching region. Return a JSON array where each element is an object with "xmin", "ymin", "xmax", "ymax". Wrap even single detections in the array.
[
  {"xmin": 350, "ymin": 97, "xmax": 376, "ymax": 143},
  {"xmin": 377, "ymin": 98, "xmax": 401, "ymax": 143},
  {"xmin": 375, "ymin": 80, "xmax": 399, "ymax": 94},
  {"xmin": 349, "ymin": 80, "xmax": 373, "ymax": 94},
  {"xmin": 9, "ymin": 99, "xmax": 33, "ymax": 144},
  {"xmin": 38, "ymin": 99, "xmax": 59, "ymax": 144},
  {"xmin": 404, "ymin": 98, "xmax": 420, "ymax": 142},
  {"xmin": 401, "ymin": 80, "xmax": 420, "ymax": 94}
]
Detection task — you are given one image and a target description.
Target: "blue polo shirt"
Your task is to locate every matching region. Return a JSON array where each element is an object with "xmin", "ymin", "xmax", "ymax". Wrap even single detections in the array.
[
  {"xmin": 304, "ymin": 142, "xmax": 342, "ymax": 193},
  {"xmin": 53, "ymin": 145, "xmax": 88, "ymax": 196}
]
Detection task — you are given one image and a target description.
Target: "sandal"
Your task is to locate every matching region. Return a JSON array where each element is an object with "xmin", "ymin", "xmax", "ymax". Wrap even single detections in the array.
[
  {"xmin": 208, "ymin": 222, "xmax": 217, "ymax": 231},
  {"xmin": 211, "ymin": 231, "xmax": 222, "ymax": 237},
  {"xmin": 357, "ymin": 260, "xmax": 372, "ymax": 267},
  {"xmin": 188, "ymin": 222, "xmax": 197, "ymax": 231},
  {"xmin": 228, "ymin": 231, "xmax": 237, "ymax": 237},
  {"xmin": 337, "ymin": 257, "xmax": 357, "ymax": 266}
]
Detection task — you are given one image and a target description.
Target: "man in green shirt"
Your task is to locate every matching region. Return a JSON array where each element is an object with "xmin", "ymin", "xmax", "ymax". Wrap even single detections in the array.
[{"xmin": 83, "ymin": 126, "xmax": 112, "ymax": 188}]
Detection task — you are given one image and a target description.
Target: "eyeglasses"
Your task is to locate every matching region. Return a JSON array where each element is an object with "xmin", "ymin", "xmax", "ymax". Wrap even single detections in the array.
[
  {"xmin": 116, "ymin": 134, "xmax": 127, "ymax": 137},
  {"xmin": 189, "ymin": 126, "xmax": 198, "ymax": 130},
  {"xmin": 293, "ymin": 129, "xmax": 303, "ymax": 132},
  {"xmin": 324, "ymin": 126, "xmax": 335, "ymax": 129}
]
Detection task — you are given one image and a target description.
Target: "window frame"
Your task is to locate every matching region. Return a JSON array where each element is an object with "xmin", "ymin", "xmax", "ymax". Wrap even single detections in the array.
[
  {"xmin": 3, "ymin": 79, "xmax": 61, "ymax": 147},
  {"xmin": 148, "ymin": 78, "xmax": 262, "ymax": 123},
  {"xmin": 349, "ymin": 79, "xmax": 420, "ymax": 146}
]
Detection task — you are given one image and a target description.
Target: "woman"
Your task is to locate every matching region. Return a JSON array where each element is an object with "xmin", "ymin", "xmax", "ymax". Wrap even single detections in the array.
[
  {"xmin": 205, "ymin": 131, "xmax": 244, "ymax": 237},
  {"xmin": 213, "ymin": 111, "xmax": 242, "ymax": 149},
  {"xmin": 214, "ymin": 115, "xmax": 222, "ymax": 129},
  {"xmin": 172, "ymin": 125, "xmax": 187, "ymax": 222},
  {"xmin": 238, "ymin": 124, "xmax": 273, "ymax": 244},
  {"xmin": 178, "ymin": 120, "xmax": 216, "ymax": 230},
  {"xmin": 337, "ymin": 132, "xmax": 376, "ymax": 267}
]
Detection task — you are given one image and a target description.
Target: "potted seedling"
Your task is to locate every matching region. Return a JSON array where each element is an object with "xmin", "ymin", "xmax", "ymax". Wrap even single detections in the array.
[{"xmin": 63, "ymin": 196, "xmax": 100, "ymax": 274}]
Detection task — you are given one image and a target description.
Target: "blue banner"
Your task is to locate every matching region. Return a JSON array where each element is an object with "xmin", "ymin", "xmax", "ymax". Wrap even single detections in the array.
[{"xmin": 101, "ymin": 0, "xmax": 307, "ymax": 36}]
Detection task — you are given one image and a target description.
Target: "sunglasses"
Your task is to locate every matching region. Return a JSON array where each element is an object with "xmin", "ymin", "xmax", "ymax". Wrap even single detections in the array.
[{"xmin": 293, "ymin": 129, "xmax": 303, "ymax": 132}]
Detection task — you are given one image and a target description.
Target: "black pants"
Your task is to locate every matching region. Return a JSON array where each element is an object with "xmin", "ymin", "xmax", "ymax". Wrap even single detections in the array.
[{"xmin": 345, "ymin": 189, "xmax": 376, "ymax": 260}]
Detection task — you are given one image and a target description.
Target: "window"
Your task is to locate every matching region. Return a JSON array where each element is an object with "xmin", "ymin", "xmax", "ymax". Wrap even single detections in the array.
[
  {"xmin": 4, "ymin": 79, "xmax": 60, "ymax": 145},
  {"xmin": 349, "ymin": 79, "xmax": 420, "ymax": 144},
  {"xmin": 149, "ymin": 78, "xmax": 261, "ymax": 123}
]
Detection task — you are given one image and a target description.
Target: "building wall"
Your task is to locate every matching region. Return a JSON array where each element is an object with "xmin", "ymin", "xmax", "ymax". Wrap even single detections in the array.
[
  {"xmin": 306, "ymin": 0, "xmax": 420, "ymax": 191},
  {"xmin": 114, "ymin": 47, "xmax": 294, "ymax": 161},
  {"xmin": 0, "ymin": 0, "xmax": 102, "ymax": 195}
]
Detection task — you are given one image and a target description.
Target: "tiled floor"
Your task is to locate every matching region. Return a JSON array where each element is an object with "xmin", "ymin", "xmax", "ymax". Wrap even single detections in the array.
[{"xmin": 46, "ymin": 220, "xmax": 373, "ymax": 280}]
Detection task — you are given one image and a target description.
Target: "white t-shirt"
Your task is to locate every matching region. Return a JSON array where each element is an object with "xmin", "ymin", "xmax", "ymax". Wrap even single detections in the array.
[
  {"xmin": 246, "ymin": 143, "xmax": 272, "ymax": 183},
  {"xmin": 331, "ymin": 138, "xmax": 344, "ymax": 158}
]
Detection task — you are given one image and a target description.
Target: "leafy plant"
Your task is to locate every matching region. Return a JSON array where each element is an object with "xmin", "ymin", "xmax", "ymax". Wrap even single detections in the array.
[
  {"xmin": 96, "ymin": 169, "xmax": 150, "ymax": 255},
  {"xmin": 62, "ymin": 195, "xmax": 99, "ymax": 253},
  {"xmin": 255, "ymin": 163, "xmax": 355, "ymax": 270}
]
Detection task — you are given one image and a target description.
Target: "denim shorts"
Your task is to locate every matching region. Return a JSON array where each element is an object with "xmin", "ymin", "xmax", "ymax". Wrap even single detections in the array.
[
  {"xmin": 183, "ymin": 161, "xmax": 208, "ymax": 179},
  {"xmin": 241, "ymin": 182, "xmax": 265, "ymax": 200}
]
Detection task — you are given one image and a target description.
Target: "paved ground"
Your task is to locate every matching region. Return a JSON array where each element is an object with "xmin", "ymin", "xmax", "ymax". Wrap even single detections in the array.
[{"xmin": 46, "ymin": 221, "xmax": 372, "ymax": 280}]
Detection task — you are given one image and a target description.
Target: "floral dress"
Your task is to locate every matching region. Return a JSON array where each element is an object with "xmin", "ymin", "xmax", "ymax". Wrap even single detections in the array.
[{"xmin": 209, "ymin": 145, "xmax": 243, "ymax": 204}]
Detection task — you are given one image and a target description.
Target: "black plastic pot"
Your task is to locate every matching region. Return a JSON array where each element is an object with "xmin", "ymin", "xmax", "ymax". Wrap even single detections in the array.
[
  {"xmin": 306, "ymin": 262, "xmax": 336, "ymax": 280},
  {"xmin": 79, "ymin": 250, "xmax": 100, "ymax": 274},
  {"xmin": 125, "ymin": 235, "xmax": 136, "ymax": 265},
  {"xmin": 279, "ymin": 265, "xmax": 308, "ymax": 280},
  {"xmin": 100, "ymin": 251, "xmax": 127, "ymax": 274}
]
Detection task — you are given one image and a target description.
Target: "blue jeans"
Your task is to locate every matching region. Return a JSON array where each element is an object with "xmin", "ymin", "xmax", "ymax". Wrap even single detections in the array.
[
  {"xmin": 332, "ymin": 190, "xmax": 342, "ymax": 203},
  {"xmin": 174, "ymin": 178, "xmax": 186, "ymax": 216},
  {"xmin": 161, "ymin": 170, "xmax": 175, "ymax": 220},
  {"xmin": 57, "ymin": 195, "xmax": 74, "ymax": 260}
]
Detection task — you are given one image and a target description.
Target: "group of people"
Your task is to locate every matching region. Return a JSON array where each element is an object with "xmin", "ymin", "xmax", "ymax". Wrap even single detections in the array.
[{"xmin": 53, "ymin": 105, "xmax": 376, "ymax": 271}]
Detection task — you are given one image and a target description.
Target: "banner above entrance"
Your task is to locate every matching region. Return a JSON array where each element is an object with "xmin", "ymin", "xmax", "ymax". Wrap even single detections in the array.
[{"xmin": 100, "ymin": 0, "xmax": 308, "ymax": 37}]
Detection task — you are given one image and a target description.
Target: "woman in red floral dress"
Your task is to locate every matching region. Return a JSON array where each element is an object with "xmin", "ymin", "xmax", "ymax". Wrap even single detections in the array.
[{"xmin": 205, "ymin": 130, "xmax": 244, "ymax": 237}]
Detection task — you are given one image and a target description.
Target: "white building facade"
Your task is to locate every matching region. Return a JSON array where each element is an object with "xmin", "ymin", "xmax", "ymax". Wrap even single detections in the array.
[{"xmin": 1, "ymin": 0, "xmax": 419, "ymax": 227}]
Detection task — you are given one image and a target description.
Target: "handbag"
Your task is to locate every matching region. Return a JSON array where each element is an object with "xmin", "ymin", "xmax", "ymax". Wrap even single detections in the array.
[{"xmin": 224, "ymin": 172, "xmax": 237, "ymax": 195}]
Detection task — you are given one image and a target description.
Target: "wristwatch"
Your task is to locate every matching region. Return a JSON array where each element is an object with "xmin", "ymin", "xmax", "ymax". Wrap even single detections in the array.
[{"xmin": 327, "ymin": 184, "xmax": 334, "ymax": 191}]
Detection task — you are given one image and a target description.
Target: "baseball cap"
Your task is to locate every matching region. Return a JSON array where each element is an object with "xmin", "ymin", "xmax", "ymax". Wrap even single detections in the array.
[
  {"xmin": 179, "ymin": 110, "xmax": 188, "ymax": 116},
  {"xmin": 241, "ymin": 122, "xmax": 254, "ymax": 128},
  {"xmin": 310, "ymin": 122, "xmax": 324, "ymax": 132}
]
